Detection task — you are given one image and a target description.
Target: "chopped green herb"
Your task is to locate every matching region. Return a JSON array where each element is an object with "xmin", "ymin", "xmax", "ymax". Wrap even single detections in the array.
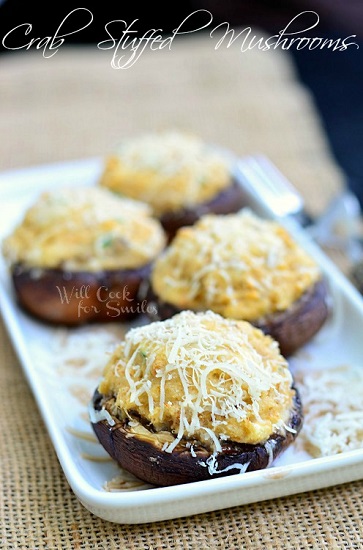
[
  {"xmin": 101, "ymin": 235, "xmax": 114, "ymax": 248},
  {"xmin": 138, "ymin": 349, "xmax": 147, "ymax": 359}
]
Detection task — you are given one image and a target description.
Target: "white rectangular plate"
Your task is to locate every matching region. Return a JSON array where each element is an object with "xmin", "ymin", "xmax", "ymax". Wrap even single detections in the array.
[{"xmin": 1, "ymin": 157, "xmax": 363, "ymax": 525}]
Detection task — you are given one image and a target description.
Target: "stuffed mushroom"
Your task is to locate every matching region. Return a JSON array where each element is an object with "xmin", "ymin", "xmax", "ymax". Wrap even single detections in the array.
[
  {"xmin": 98, "ymin": 130, "xmax": 247, "ymax": 240},
  {"xmin": 2, "ymin": 186, "xmax": 166, "ymax": 325},
  {"xmin": 148, "ymin": 209, "xmax": 329, "ymax": 356},
  {"xmin": 90, "ymin": 310, "xmax": 303, "ymax": 486}
]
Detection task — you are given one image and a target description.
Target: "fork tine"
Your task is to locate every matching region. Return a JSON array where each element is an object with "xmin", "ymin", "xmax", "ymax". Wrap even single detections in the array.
[{"xmin": 235, "ymin": 155, "xmax": 306, "ymax": 220}]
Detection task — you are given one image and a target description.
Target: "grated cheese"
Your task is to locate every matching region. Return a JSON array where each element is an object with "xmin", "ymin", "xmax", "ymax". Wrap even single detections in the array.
[
  {"xmin": 151, "ymin": 209, "xmax": 321, "ymax": 320},
  {"xmin": 295, "ymin": 365, "xmax": 363, "ymax": 457},
  {"xmin": 88, "ymin": 401, "xmax": 116, "ymax": 427},
  {"xmin": 199, "ymin": 454, "xmax": 251, "ymax": 476},
  {"xmin": 264, "ymin": 439, "xmax": 277, "ymax": 467},
  {"xmin": 98, "ymin": 310, "xmax": 294, "ymax": 453}
]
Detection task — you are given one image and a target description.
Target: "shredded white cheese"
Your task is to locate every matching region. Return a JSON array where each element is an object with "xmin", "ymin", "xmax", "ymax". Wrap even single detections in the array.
[
  {"xmin": 295, "ymin": 365, "xmax": 363, "ymax": 457},
  {"xmin": 88, "ymin": 401, "xmax": 116, "ymax": 427},
  {"xmin": 99, "ymin": 310, "xmax": 294, "ymax": 453},
  {"xmin": 199, "ymin": 454, "xmax": 251, "ymax": 476}
]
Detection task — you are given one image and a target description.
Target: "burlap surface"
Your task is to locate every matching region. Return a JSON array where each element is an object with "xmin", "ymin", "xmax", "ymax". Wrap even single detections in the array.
[{"xmin": 0, "ymin": 34, "xmax": 362, "ymax": 548}]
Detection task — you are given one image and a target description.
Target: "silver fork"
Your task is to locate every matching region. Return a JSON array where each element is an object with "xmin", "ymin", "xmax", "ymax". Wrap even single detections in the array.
[
  {"xmin": 235, "ymin": 155, "xmax": 307, "ymax": 221},
  {"xmin": 235, "ymin": 154, "xmax": 363, "ymax": 287}
]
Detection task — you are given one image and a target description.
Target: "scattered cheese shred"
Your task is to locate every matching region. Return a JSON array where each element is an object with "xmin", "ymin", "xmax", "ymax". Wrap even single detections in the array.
[
  {"xmin": 103, "ymin": 472, "xmax": 152, "ymax": 491},
  {"xmin": 88, "ymin": 402, "xmax": 116, "ymax": 427},
  {"xmin": 295, "ymin": 365, "xmax": 363, "ymax": 457}
]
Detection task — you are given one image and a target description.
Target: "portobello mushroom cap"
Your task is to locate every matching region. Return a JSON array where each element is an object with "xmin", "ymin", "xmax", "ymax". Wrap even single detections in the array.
[
  {"xmin": 159, "ymin": 178, "xmax": 248, "ymax": 241},
  {"xmin": 145, "ymin": 278, "xmax": 329, "ymax": 358},
  {"xmin": 90, "ymin": 387, "xmax": 303, "ymax": 486},
  {"xmin": 11, "ymin": 262, "xmax": 152, "ymax": 325}
]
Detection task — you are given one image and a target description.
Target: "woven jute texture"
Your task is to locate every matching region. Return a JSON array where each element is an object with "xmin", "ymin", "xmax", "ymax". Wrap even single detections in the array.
[{"xmin": 0, "ymin": 34, "xmax": 362, "ymax": 549}]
